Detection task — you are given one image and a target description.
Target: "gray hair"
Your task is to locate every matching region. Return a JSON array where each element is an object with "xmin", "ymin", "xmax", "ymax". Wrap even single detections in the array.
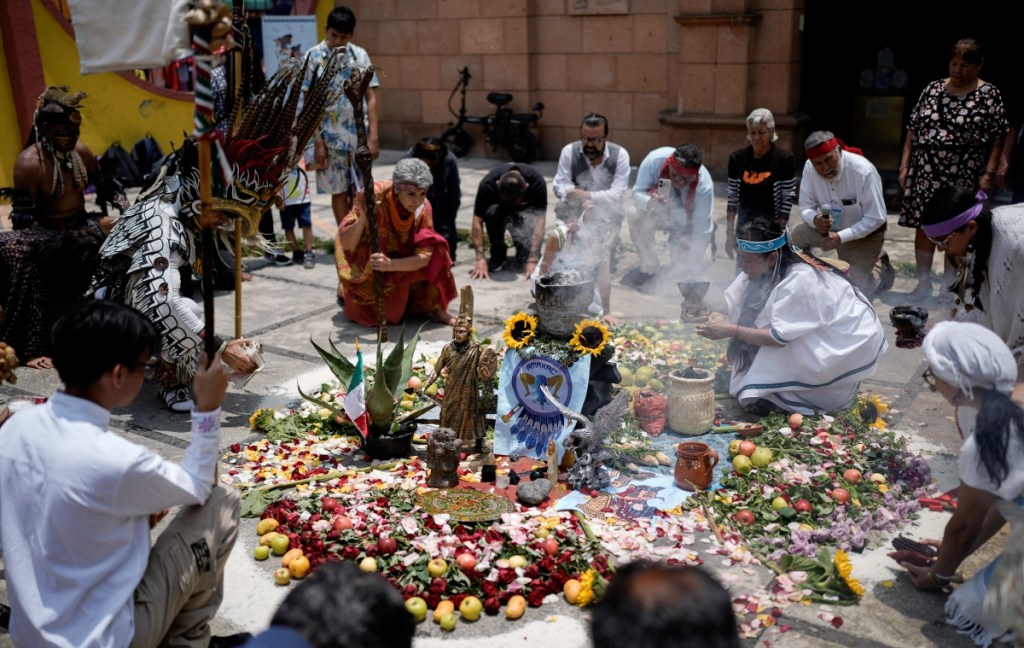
[
  {"xmin": 746, "ymin": 108, "xmax": 778, "ymax": 142},
  {"xmin": 392, "ymin": 158, "xmax": 433, "ymax": 188},
  {"xmin": 804, "ymin": 130, "xmax": 835, "ymax": 151}
]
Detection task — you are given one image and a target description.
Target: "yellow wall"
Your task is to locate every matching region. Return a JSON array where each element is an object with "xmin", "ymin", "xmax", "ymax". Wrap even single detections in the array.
[
  {"xmin": 0, "ymin": 28, "xmax": 23, "ymax": 188},
  {"xmin": 30, "ymin": 0, "xmax": 194, "ymax": 164}
]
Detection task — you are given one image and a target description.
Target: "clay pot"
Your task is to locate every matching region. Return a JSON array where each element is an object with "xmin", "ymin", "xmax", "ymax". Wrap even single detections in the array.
[
  {"xmin": 362, "ymin": 422, "xmax": 417, "ymax": 460},
  {"xmin": 674, "ymin": 441, "xmax": 719, "ymax": 491}
]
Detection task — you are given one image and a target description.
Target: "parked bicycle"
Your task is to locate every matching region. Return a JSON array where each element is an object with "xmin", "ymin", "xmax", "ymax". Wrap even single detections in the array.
[{"xmin": 440, "ymin": 66, "xmax": 544, "ymax": 163}]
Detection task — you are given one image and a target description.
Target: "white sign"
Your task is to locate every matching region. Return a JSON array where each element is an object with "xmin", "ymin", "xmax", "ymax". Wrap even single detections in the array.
[{"xmin": 260, "ymin": 15, "xmax": 319, "ymax": 79}]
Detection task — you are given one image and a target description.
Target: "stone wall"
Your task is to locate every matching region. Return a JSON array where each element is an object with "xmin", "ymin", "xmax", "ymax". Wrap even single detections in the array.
[{"xmin": 343, "ymin": 0, "xmax": 804, "ymax": 177}]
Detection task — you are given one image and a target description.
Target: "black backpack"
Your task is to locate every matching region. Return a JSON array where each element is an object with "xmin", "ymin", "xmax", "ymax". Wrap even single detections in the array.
[
  {"xmin": 101, "ymin": 141, "xmax": 142, "ymax": 188},
  {"xmin": 131, "ymin": 134, "xmax": 165, "ymax": 186}
]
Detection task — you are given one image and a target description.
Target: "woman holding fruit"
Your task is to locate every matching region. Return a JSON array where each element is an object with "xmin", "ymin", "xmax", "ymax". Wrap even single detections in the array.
[
  {"xmin": 697, "ymin": 217, "xmax": 886, "ymax": 415},
  {"xmin": 899, "ymin": 321, "xmax": 1024, "ymax": 646}
]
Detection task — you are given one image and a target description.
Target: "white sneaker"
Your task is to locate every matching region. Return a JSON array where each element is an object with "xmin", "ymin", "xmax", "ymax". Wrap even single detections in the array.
[
  {"xmin": 303, "ymin": 251, "xmax": 315, "ymax": 269},
  {"xmin": 159, "ymin": 387, "xmax": 194, "ymax": 413}
]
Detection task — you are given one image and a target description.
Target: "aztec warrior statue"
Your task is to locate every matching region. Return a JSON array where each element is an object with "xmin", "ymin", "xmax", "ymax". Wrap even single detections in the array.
[{"xmin": 90, "ymin": 53, "xmax": 348, "ymax": 411}]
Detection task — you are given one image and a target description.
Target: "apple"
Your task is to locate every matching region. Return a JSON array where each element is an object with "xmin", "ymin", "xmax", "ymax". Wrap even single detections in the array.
[
  {"xmin": 439, "ymin": 612, "xmax": 457, "ymax": 632},
  {"xmin": 256, "ymin": 518, "xmax": 279, "ymax": 535},
  {"xmin": 425, "ymin": 383, "xmax": 439, "ymax": 397},
  {"xmin": 870, "ymin": 473, "xmax": 886, "ymax": 484},
  {"xmin": 750, "ymin": 447, "xmax": 773, "ymax": 468},
  {"xmin": 259, "ymin": 531, "xmax": 280, "ymax": 547},
  {"xmin": 359, "ymin": 557, "xmax": 378, "ymax": 572},
  {"xmin": 734, "ymin": 510, "xmax": 755, "ymax": 526},
  {"xmin": 728, "ymin": 440, "xmax": 742, "ymax": 457},
  {"xmin": 270, "ymin": 534, "xmax": 290, "ymax": 556},
  {"xmin": 534, "ymin": 527, "xmax": 550, "ymax": 539},
  {"xmin": 732, "ymin": 455, "xmax": 752, "ymax": 475},
  {"xmin": 794, "ymin": 498, "xmax": 813, "ymax": 513},
  {"xmin": 321, "ymin": 497, "xmax": 339, "ymax": 512},
  {"xmin": 427, "ymin": 557, "xmax": 448, "ymax": 577},
  {"xmin": 400, "ymin": 399, "xmax": 415, "ymax": 411},
  {"xmin": 831, "ymin": 488, "xmax": 850, "ymax": 505},
  {"xmin": 405, "ymin": 596, "xmax": 428, "ymax": 622},
  {"xmin": 788, "ymin": 413, "xmax": 804, "ymax": 429},
  {"xmin": 378, "ymin": 536, "xmax": 398, "ymax": 555},
  {"xmin": 274, "ymin": 567, "xmax": 291, "ymax": 585},
  {"xmin": 289, "ymin": 555, "xmax": 311, "ymax": 579},
  {"xmin": 253, "ymin": 545, "xmax": 271, "ymax": 560},
  {"xmin": 281, "ymin": 548, "xmax": 304, "ymax": 567},
  {"xmin": 407, "ymin": 376, "xmax": 423, "ymax": 390},
  {"xmin": 459, "ymin": 595, "xmax": 483, "ymax": 621},
  {"xmin": 508, "ymin": 555, "xmax": 526, "ymax": 569},
  {"xmin": 456, "ymin": 553, "xmax": 478, "ymax": 571},
  {"xmin": 541, "ymin": 537, "xmax": 559, "ymax": 555},
  {"xmin": 333, "ymin": 515, "xmax": 353, "ymax": 531},
  {"xmin": 843, "ymin": 469, "xmax": 863, "ymax": 484},
  {"xmin": 738, "ymin": 440, "xmax": 756, "ymax": 457},
  {"xmin": 771, "ymin": 496, "xmax": 789, "ymax": 511}
]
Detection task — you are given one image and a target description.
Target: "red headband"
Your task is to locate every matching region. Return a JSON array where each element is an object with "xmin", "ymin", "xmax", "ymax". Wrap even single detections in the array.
[
  {"xmin": 665, "ymin": 154, "xmax": 697, "ymax": 175},
  {"xmin": 806, "ymin": 137, "xmax": 863, "ymax": 159}
]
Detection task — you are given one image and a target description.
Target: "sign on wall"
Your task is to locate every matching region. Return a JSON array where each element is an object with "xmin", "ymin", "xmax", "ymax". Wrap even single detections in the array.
[
  {"xmin": 261, "ymin": 15, "xmax": 318, "ymax": 78},
  {"xmin": 568, "ymin": 0, "xmax": 629, "ymax": 15}
]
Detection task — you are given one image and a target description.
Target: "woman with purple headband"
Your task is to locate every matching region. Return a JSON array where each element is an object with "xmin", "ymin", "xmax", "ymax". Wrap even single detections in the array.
[{"xmin": 921, "ymin": 186, "xmax": 1024, "ymax": 370}]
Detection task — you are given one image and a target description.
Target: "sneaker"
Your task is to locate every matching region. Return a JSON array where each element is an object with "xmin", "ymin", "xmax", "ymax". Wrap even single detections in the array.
[
  {"xmin": 159, "ymin": 387, "xmax": 194, "ymax": 413},
  {"xmin": 622, "ymin": 267, "xmax": 656, "ymax": 289},
  {"xmin": 292, "ymin": 249, "xmax": 304, "ymax": 265},
  {"xmin": 273, "ymin": 253, "xmax": 291, "ymax": 266},
  {"xmin": 303, "ymin": 250, "xmax": 315, "ymax": 269}
]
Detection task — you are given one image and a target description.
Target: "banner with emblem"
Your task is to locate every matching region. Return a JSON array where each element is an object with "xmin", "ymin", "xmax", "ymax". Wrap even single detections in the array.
[{"xmin": 493, "ymin": 349, "xmax": 591, "ymax": 461}]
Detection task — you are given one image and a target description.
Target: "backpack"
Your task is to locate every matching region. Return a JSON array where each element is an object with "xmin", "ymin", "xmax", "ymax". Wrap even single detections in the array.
[
  {"xmin": 101, "ymin": 141, "xmax": 142, "ymax": 188},
  {"xmin": 131, "ymin": 134, "xmax": 165, "ymax": 186}
]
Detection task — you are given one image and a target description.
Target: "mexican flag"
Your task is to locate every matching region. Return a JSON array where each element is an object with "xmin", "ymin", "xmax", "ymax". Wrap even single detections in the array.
[{"xmin": 343, "ymin": 348, "xmax": 369, "ymax": 438}]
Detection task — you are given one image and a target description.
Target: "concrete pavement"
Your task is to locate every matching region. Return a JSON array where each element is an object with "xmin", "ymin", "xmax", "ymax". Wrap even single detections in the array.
[{"xmin": 0, "ymin": 150, "xmax": 1007, "ymax": 647}]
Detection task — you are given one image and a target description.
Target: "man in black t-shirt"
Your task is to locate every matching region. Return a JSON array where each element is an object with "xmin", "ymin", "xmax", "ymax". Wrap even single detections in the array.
[{"xmin": 469, "ymin": 163, "xmax": 548, "ymax": 280}]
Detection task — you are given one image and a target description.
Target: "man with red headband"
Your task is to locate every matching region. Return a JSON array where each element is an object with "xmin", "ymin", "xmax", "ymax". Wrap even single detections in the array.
[
  {"xmin": 793, "ymin": 130, "xmax": 894, "ymax": 297},
  {"xmin": 626, "ymin": 144, "xmax": 714, "ymax": 288}
]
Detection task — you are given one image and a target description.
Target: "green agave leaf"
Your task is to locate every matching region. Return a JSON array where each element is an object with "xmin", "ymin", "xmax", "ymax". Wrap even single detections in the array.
[
  {"xmin": 297, "ymin": 381, "xmax": 347, "ymax": 419},
  {"xmin": 400, "ymin": 322, "xmax": 428, "ymax": 390},
  {"xmin": 309, "ymin": 336, "xmax": 355, "ymax": 386},
  {"xmin": 381, "ymin": 323, "xmax": 407, "ymax": 395}
]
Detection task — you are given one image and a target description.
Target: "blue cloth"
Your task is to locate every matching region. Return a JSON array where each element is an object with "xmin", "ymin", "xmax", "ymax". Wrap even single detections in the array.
[{"xmin": 242, "ymin": 626, "xmax": 315, "ymax": 648}]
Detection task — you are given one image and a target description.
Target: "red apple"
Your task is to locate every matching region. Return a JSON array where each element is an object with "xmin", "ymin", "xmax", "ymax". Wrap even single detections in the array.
[
  {"xmin": 794, "ymin": 499, "xmax": 813, "ymax": 513},
  {"xmin": 738, "ymin": 440, "xmax": 757, "ymax": 457},
  {"xmin": 788, "ymin": 413, "xmax": 804, "ymax": 429},
  {"xmin": 407, "ymin": 376, "xmax": 423, "ymax": 390},
  {"xmin": 321, "ymin": 497, "xmax": 339, "ymax": 512},
  {"xmin": 734, "ymin": 510, "xmax": 756, "ymax": 526},
  {"xmin": 843, "ymin": 469, "xmax": 862, "ymax": 484},
  {"xmin": 831, "ymin": 488, "xmax": 850, "ymax": 505},
  {"xmin": 377, "ymin": 536, "xmax": 398, "ymax": 555},
  {"xmin": 456, "ymin": 552, "xmax": 477, "ymax": 571},
  {"xmin": 541, "ymin": 537, "xmax": 559, "ymax": 555},
  {"xmin": 333, "ymin": 515, "xmax": 353, "ymax": 531}
]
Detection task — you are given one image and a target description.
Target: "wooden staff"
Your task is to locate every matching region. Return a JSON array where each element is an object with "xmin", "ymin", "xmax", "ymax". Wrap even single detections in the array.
[
  {"xmin": 344, "ymin": 70, "xmax": 385, "ymax": 340},
  {"xmin": 229, "ymin": 0, "xmax": 246, "ymax": 339}
]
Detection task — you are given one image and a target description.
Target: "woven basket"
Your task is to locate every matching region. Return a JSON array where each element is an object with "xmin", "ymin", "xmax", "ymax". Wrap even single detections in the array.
[{"xmin": 666, "ymin": 368, "xmax": 715, "ymax": 435}]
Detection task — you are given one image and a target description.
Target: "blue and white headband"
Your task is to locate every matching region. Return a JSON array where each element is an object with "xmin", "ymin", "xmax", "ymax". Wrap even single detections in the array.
[{"xmin": 736, "ymin": 230, "xmax": 788, "ymax": 254}]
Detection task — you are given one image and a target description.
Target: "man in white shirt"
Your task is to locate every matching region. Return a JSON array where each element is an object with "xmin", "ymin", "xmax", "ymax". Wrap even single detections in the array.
[
  {"xmin": 627, "ymin": 144, "xmax": 715, "ymax": 287},
  {"xmin": 0, "ymin": 300, "xmax": 240, "ymax": 648},
  {"xmin": 552, "ymin": 113, "xmax": 631, "ymax": 226},
  {"xmin": 792, "ymin": 130, "xmax": 895, "ymax": 296}
]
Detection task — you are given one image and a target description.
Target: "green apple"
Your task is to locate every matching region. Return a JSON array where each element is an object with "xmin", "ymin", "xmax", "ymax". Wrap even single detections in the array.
[
  {"xmin": 405, "ymin": 596, "xmax": 428, "ymax": 622},
  {"xmin": 728, "ymin": 440, "xmax": 742, "ymax": 457},
  {"xmin": 771, "ymin": 496, "xmax": 788, "ymax": 511},
  {"xmin": 732, "ymin": 455, "xmax": 752, "ymax": 475},
  {"xmin": 273, "ymin": 567, "xmax": 291, "ymax": 585},
  {"xmin": 750, "ymin": 447, "xmax": 773, "ymax": 468},
  {"xmin": 270, "ymin": 534, "xmax": 290, "ymax": 556},
  {"xmin": 253, "ymin": 545, "xmax": 271, "ymax": 561},
  {"xmin": 459, "ymin": 595, "xmax": 483, "ymax": 622},
  {"xmin": 427, "ymin": 557, "xmax": 448, "ymax": 577},
  {"xmin": 425, "ymin": 383, "xmax": 439, "ymax": 397},
  {"xmin": 439, "ymin": 612, "xmax": 457, "ymax": 632}
]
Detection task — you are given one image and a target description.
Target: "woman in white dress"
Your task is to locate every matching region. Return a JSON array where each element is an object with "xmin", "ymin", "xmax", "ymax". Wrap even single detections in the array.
[
  {"xmin": 900, "ymin": 321, "xmax": 1024, "ymax": 647},
  {"xmin": 698, "ymin": 217, "xmax": 886, "ymax": 414}
]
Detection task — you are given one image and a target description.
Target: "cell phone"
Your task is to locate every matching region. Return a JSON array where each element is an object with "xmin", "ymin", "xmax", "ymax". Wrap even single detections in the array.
[{"xmin": 657, "ymin": 178, "xmax": 671, "ymax": 197}]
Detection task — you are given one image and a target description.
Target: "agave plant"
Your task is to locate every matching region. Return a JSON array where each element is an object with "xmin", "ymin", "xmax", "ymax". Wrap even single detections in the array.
[{"xmin": 299, "ymin": 324, "xmax": 432, "ymax": 437}]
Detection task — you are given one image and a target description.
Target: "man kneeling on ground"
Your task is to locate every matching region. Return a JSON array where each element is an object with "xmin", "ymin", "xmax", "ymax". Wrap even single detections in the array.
[{"xmin": 0, "ymin": 300, "xmax": 241, "ymax": 647}]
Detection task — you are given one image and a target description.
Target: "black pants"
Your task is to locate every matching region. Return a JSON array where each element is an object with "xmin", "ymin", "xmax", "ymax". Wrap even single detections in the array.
[{"xmin": 483, "ymin": 204, "xmax": 532, "ymax": 268}]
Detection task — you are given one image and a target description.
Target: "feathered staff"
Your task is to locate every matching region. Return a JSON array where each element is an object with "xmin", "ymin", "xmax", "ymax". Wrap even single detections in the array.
[
  {"xmin": 185, "ymin": 1, "xmax": 235, "ymax": 363},
  {"xmin": 344, "ymin": 68, "xmax": 385, "ymax": 339}
]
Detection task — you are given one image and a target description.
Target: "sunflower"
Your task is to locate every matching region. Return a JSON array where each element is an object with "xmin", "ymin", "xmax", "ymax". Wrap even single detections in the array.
[
  {"xmin": 503, "ymin": 312, "xmax": 538, "ymax": 349},
  {"xmin": 569, "ymin": 318, "xmax": 611, "ymax": 357},
  {"xmin": 834, "ymin": 550, "xmax": 865, "ymax": 597},
  {"xmin": 575, "ymin": 569, "xmax": 596, "ymax": 607}
]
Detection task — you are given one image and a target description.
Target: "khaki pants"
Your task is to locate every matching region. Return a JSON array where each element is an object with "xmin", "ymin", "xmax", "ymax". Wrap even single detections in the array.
[
  {"xmin": 790, "ymin": 223, "xmax": 886, "ymax": 295},
  {"xmin": 131, "ymin": 486, "xmax": 241, "ymax": 648}
]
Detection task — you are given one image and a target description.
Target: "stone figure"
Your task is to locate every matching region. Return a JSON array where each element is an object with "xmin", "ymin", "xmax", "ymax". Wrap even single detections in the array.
[
  {"xmin": 426, "ymin": 427, "xmax": 460, "ymax": 488},
  {"xmin": 541, "ymin": 386, "xmax": 629, "ymax": 492}
]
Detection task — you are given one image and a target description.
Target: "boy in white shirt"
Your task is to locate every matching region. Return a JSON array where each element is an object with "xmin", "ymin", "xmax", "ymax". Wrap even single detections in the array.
[{"xmin": 280, "ymin": 161, "xmax": 315, "ymax": 268}]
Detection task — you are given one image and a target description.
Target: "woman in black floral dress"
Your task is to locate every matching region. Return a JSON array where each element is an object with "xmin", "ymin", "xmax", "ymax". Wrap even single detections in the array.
[{"xmin": 898, "ymin": 39, "xmax": 1008, "ymax": 299}]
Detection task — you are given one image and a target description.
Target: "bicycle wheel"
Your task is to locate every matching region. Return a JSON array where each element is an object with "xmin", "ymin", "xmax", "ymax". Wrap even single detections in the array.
[
  {"xmin": 441, "ymin": 127, "xmax": 473, "ymax": 158},
  {"xmin": 508, "ymin": 129, "xmax": 538, "ymax": 163}
]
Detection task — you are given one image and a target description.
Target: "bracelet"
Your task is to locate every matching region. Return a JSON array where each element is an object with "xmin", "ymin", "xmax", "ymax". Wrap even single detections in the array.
[
  {"xmin": 528, "ymin": 257, "xmax": 539, "ymax": 264},
  {"xmin": 929, "ymin": 571, "xmax": 954, "ymax": 588},
  {"xmin": 476, "ymin": 251, "xmax": 486, "ymax": 260}
]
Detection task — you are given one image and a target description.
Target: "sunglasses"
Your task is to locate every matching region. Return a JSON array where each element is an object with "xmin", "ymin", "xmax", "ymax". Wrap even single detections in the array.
[
  {"xmin": 580, "ymin": 135, "xmax": 604, "ymax": 145},
  {"xmin": 927, "ymin": 232, "xmax": 954, "ymax": 250},
  {"xmin": 922, "ymin": 368, "xmax": 937, "ymax": 390}
]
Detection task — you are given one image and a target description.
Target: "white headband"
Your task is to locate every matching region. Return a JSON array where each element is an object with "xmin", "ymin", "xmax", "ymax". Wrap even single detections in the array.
[{"xmin": 922, "ymin": 321, "xmax": 1016, "ymax": 400}]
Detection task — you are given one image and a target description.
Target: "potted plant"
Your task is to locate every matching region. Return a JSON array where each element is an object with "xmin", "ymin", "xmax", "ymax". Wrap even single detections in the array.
[{"xmin": 299, "ymin": 325, "xmax": 432, "ymax": 459}]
